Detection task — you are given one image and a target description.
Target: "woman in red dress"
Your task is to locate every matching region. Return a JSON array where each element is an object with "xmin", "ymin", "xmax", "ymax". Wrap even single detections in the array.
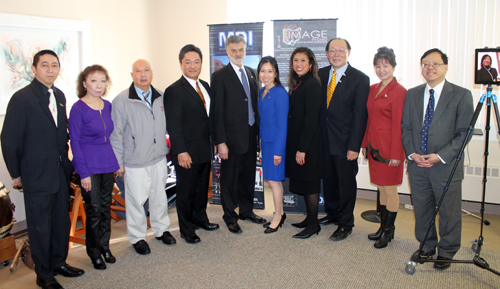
[{"xmin": 361, "ymin": 47, "xmax": 407, "ymax": 248}]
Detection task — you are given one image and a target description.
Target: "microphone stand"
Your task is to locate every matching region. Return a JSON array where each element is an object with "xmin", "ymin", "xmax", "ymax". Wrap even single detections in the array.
[{"xmin": 404, "ymin": 84, "xmax": 500, "ymax": 275}]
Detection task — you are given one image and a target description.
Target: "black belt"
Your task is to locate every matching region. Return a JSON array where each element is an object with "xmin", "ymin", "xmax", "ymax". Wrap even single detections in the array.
[{"xmin": 368, "ymin": 142, "xmax": 390, "ymax": 163}]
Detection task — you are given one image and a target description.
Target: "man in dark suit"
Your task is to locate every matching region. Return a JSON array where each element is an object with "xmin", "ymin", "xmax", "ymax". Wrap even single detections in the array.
[
  {"xmin": 164, "ymin": 44, "xmax": 219, "ymax": 244},
  {"xmin": 211, "ymin": 35, "xmax": 266, "ymax": 233},
  {"xmin": 402, "ymin": 48, "xmax": 473, "ymax": 270},
  {"xmin": 1, "ymin": 50, "xmax": 84, "ymax": 289},
  {"xmin": 319, "ymin": 38, "xmax": 370, "ymax": 241}
]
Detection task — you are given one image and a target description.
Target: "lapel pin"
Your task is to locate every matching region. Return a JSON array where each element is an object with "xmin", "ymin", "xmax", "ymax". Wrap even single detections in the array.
[{"xmin": 59, "ymin": 103, "xmax": 64, "ymax": 106}]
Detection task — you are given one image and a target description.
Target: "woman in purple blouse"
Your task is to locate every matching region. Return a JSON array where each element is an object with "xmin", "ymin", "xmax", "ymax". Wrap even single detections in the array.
[{"xmin": 69, "ymin": 65, "xmax": 119, "ymax": 270}]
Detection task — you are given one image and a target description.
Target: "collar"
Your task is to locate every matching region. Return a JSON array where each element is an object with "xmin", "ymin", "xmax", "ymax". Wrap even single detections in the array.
[
  {"xmin": 330, "ymin": 62, "xmax": 349, "ymax": 77},
  {"xmin": 425, "ymin": 79, "xmax": 445, "ymax": 96},
  {"xmin": 32, "ymin": 77, "xmax": 52, "ymax": 97},
  {"xmin": 183, "ymin": 75, "xmax": 199, "ymax": 88},
  {"xmin": 230, "ymin": 61, "xmax": 245, "ymax": 75},
  {"xmin": 134, "ymin": 85, "xmax": 152, "ymax": 102}
]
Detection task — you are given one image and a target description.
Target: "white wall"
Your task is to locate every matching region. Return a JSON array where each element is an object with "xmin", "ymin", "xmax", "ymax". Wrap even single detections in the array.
[
  {"xmin": 1, "ymin": 0, "xmax": 499, "ymax": 230},
  {"xmin": 227, "ymin": 0, "xmax": 500, "ymax": 203},
  {"xmin": 0, "ymin": 0, "xmax": 227, "ymax": 231}
]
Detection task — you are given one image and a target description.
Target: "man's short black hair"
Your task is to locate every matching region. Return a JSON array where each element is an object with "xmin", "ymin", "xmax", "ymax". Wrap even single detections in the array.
[
  {"xmin": 32, "ymin": 49, "xmax": 60, "ymax": 67},
  {"xmin": 179, "ymin": 44, "xmax": 203, "ymax": 63},
  {"xmin": 420, "ymin": 48, "xmax": 448, "ymax": 64}
]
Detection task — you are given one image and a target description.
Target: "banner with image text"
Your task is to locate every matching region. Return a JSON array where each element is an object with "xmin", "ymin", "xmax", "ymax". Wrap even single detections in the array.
[{"xmin": 273, "ymin": 19, "xmax": 337, "ymax": 89}]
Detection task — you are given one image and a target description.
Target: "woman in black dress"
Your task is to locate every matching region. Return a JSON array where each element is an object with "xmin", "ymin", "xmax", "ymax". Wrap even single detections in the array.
[{"xmin": 285, "ymin": 47, "xmax": 323, "ymax": 238}]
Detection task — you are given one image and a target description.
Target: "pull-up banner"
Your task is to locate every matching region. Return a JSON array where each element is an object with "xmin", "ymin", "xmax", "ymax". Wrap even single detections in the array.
[
  {"xmin": 208, "ymin": 22, "xmax": 264, "ymax": 74},
  {"xmin": 208, "ymin": 22, "xmax": 264, "ymax": 209},
  {"xmin": 273, "ymin": 19, "xmax": 337, "ymax": 89}
]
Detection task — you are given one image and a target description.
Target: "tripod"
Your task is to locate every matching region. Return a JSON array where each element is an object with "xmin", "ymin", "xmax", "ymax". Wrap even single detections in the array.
[{"xmin": 405, "ymin": 84, "xmax": 500, "ymax": 275}]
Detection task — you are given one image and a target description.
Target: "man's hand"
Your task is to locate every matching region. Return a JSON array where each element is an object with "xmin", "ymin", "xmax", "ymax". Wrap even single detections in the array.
[
  {"xmin": 418, "ymin": 154, "xmax": 440, "ymax": 168},
  {"xmin": 274, "ymin": 155, "xmax": 282, "ymax": 166},
  {"xmin": 217, "ymin": 143, "xmax": 229, "ymax": 160},
  {"xmin": 115, "ymin": 167, "xmax": 125, "ymax": 178},
  {"xmin": 178, "ymin": 152, "xmax": 192, "ymax": 169},
  {"xmin": 347, "ymin": 150, "xmax": 359, "ymax": 161},
  {"xmin": 81, "ymin": 177, "xmax": 91, "ymax": 192},
  {"xmin": 12, "ymin": 177, "xmax": 21, "ymax": 188},
  {"xmin": 410, "ymin": 154, "xmax": 426, "ymax": 166},
  {"xmin": 296, "ymin": 151, "xmax": 305, "ymax": 165}
]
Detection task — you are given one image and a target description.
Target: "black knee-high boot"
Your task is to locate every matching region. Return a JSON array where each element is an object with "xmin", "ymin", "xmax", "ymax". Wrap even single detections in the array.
[
  {"xmin": 293, "ymin": 193, "xmax": 321, "ymax": 238},
  {"xmin": 374, "ymin": 211, "xmax": 397, "ymax": 249},
  {"xmin": 368, "ymin": 205, "xmax": 387, "ymax": 240}
]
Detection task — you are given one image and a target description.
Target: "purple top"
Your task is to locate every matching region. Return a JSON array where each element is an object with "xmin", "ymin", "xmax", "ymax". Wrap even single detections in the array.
[{"xmin": 69, "ymin": 99, "xmax": 120, "ymax": 179}]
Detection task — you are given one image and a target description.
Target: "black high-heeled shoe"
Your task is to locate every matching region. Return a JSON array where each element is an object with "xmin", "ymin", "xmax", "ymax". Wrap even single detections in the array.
[
  {"xmin": 292, "ymin": 226, "xmax": 321, "ymax": 239},
  {"xmin": 264, "ymin": 212, "xmax": 287, "ymax": 228},
  {"xmin": 264, "ymin": 214, "xmax": 285, "ymax": 234},
  {"xmin": 291, "ymin": 217, "xmax": 307, "ymax": 228}
]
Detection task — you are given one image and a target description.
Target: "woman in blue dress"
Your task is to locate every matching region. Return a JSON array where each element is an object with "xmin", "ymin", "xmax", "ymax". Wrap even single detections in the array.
[{"xmin": 257, "ymin": 56, "xmax": 289, "ymax": 234}]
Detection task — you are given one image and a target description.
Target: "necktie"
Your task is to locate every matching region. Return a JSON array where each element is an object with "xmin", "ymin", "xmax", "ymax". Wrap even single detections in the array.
[
  {"xmin": 48, "ymin": 88, "xmax": 58, "ymax": 127},
  {"xmin": 196, "ymin": 81, "xmax": 207, "ymax": 109},
  {"xmin": 420, "ymin": 89, "xmax": 435, "ymax": 154},
  {"xmin": 239, "ymin": 67, "xmax": 255, "ymax": 126},
  {"xmin": 143, "ymin": 91, "xmax": 152, "ymax": 109},
  {"xmin": 326, "ymin": 70, "xmax": 337, "ymax": 109}
]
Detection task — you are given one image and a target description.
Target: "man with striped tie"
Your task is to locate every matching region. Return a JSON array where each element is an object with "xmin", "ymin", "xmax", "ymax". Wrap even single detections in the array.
[
  {"xmin": 402, "ymin": 48, "xmax": 473, "ymax": 270},
  {"xmin": 110, "ymin": 59, "xmax": 175, "ymax": 255},
  {"xmin": 319, "ymin": 38, "xmax": 370, "ymax": 242},
  {"xmin": 164, "ymin": 45, "xmax": 219, "ymax": 244}
]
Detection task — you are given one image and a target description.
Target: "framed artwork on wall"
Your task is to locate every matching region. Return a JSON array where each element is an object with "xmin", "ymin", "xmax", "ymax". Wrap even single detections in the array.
[{"xmin": 0, "ymin": 13, "xmax": 90, "ymax": 114}]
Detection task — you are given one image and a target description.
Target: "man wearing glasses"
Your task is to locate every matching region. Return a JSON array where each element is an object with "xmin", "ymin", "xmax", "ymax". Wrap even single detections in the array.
[
  {"xmin": 319, "ymin": 38, "xmax": 370, "ymax": 241},
  {"xmin": 402, "ymin": 48, "xmax": 473, "ymax": 270}
]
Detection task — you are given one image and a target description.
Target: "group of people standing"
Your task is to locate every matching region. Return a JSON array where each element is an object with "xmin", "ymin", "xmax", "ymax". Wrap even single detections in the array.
[
  {"xmin": 255, "ymin": 37, "xmax": 473, "ymax": 272},
  {"xmin": 0, "ymin": 35, "xmax": 474, "ymax": 288}
]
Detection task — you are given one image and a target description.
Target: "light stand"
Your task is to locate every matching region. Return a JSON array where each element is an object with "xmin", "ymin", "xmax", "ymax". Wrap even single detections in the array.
[{"xmin": 404, "ymin": 84, "xmax": 500, "ymax": 275}]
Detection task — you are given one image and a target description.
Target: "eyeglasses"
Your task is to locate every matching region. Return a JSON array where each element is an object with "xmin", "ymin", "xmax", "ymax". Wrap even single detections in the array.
[
  {"xmin": 328, "ymin": 49, "xmax": 348, "ymax": 56},
  {"xmin": 421, "ymin": 62, "xmax": 446, "ymax": 69}
]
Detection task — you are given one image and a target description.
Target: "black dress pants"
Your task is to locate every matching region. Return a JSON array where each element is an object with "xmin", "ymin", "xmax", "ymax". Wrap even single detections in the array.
[
  {"xmin": 322, "ymin": 154, "xmax": 358, "ymax": 228},
  {"xmin": 80, "ymin": 172, "xmax": 114, "ymax": 259},
  {"xmin": 220, "ymin": 125, "xmax": 257, "ymax": 224},
  {"xmin": 174, "ymin": 161, "xmax": 211, "ymax": 235},
  {"xmin": 23, "ymin": 167, "xmax": 70, "ymax": 280}
]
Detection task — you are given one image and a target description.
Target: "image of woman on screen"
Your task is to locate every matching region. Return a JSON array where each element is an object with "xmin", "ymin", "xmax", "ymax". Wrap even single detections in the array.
[{"xmin": 476, "ymin": 54, "xmax": 498, "ymax": 83}]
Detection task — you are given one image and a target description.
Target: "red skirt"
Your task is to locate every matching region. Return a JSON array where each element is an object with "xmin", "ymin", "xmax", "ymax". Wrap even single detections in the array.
[{"xmin": 367, "ymin": 152, "xmax": 404, "ymax": 186}]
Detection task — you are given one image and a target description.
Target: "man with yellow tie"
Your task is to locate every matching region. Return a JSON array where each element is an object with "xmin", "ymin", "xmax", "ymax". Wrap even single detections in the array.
[
  {"xmin": 318, "ymin": 38, "xmax": 370, "ymax": 241},
  {"xmin": 164, "ymin": 44, "xmax": 219, "ymax": 244}
]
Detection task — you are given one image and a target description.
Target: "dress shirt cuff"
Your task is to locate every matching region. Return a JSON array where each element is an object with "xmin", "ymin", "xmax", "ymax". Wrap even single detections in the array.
[
  {"xmin": 408, "ymin": 153, "xmax": 415, "ymax": 161},
  {"xmin": 437, "ymin": 154, "xmax": 446, "ymax": 164}
]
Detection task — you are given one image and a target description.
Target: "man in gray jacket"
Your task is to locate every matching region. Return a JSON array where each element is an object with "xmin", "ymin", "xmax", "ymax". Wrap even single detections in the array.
[
  {"xmin": 111, "ymin": 59, "xmax": 175, "ymax": 255},
  {"xmin": 402, "ymin": 49, "xmax": 473, "ymax": 270}
]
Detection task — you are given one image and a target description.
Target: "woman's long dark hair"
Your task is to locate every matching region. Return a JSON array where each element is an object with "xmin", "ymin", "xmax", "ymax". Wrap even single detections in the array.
[{"xmin": 287, "ymin": 47, "xmax": 321, "ymax": 94}]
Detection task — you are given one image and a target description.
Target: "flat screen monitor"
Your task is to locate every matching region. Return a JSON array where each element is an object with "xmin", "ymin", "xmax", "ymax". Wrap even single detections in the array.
[{"xmin": 475, "ymin": 48, "xmax": 500, "ymax": 85}]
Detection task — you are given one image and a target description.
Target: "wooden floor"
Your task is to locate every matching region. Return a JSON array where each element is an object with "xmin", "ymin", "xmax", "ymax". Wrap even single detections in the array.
[{"xmin": 1, "ymin": 184, "xmax": 500, "ymax": 289}]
